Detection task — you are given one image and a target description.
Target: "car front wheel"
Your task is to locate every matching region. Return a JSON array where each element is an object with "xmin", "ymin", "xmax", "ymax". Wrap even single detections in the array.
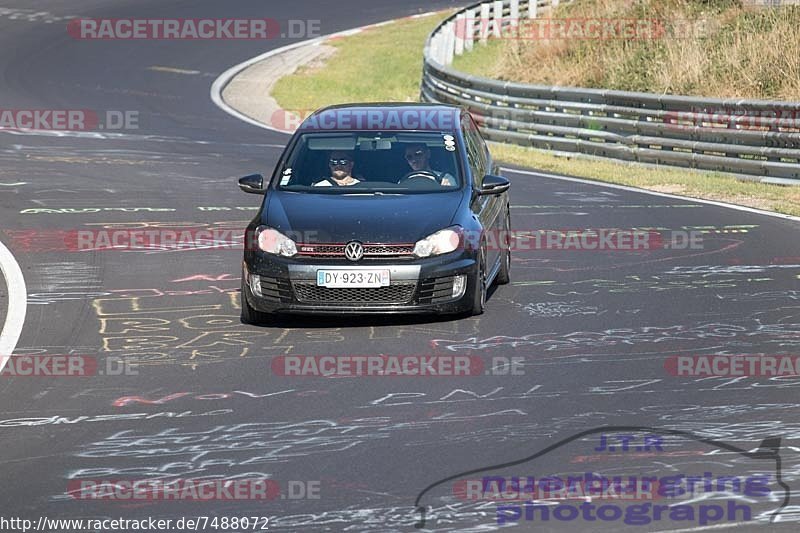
[
  {"xmin": 496, "ymin": 207, "xmax": 511, "ymax": 285},
  {"xmin": 470, "ymin": 247, "xmax": 487, "ymax": 316},
  {"xmin": 240, "ymin": 277, "xmax": 273, "ymax": 325}
]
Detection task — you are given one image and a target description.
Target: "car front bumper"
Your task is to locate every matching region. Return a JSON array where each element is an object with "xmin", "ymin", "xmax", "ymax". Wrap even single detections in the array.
[{"xmin": 242, "ymin": 250, "xmax": 479, "ymax": 315}]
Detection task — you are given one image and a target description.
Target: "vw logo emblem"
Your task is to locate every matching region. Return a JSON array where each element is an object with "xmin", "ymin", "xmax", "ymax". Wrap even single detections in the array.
[{"xmin": 344, "ymin": 241, "xmax": 364, "ymax": 261}]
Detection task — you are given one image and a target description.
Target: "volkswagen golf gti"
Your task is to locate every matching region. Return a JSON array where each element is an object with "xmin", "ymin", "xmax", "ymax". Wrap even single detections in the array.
[{"xmin": 237, "ymin": 103, "xmax": 511, "ymax": 323}]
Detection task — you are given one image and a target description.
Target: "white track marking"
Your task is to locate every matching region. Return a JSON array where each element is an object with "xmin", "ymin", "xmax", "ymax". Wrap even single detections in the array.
[
  {"xmin": 0, "ymin": 237, "xmax": 27, "ymax": 371},
  {"xmin": 504, "ymin": 167, "xmax": 800, "ymax": 223}
]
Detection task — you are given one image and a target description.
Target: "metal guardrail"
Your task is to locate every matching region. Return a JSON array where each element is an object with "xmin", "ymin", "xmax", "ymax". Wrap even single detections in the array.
[{"xmin": 421, "ymin": 0, "xmax": 800, "ymax": 182}]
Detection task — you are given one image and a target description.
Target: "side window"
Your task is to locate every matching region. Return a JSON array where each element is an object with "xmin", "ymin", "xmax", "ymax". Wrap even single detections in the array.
[{"xmin": 462, "ymin": 116, "xmax": 486, "ymax": 188}]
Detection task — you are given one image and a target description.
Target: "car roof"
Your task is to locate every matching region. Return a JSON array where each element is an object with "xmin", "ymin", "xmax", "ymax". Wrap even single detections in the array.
[{"xmin": 297, "ymin": 103, "xmax": 463, "ymax": 133}]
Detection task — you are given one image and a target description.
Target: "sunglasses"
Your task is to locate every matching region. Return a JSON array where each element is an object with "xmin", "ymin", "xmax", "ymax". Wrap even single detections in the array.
[
  {"xmin": 329, "ymin": 158, "xmax": 352, "ymax": 166},
  {"xmin": 405, "ymin": 150, "xmax": 426, "ymax": 160}
]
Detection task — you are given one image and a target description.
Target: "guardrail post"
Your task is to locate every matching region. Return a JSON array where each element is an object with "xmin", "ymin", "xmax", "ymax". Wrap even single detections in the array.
[
  {"xmin": 443, "ymin": 21, "xmax": 455, "ymax": 65},
  {"xmin": 429, "ymin": 33, "xmax": 441, "ymax": 65},
  {"xmin": 479, "ymin": 3, "xmax": 491, "ymax": 44},
  {"xmin": 510, "ymin": 0, "xmax": 520, "ymax": 27},
  {"xmin": 455, "ymin": 13, "xmax": 465, "ymax": 56},
  {"xmin": 493, "ymin": 1, "xmax": 504, "ymax": 38},
  {"xmin": 529, "ymin": 0, "xmax": 538, "ymax": 18},
  {"xmin": 465, "ymin": 8, "xmax": 476, "ymax": 51}
]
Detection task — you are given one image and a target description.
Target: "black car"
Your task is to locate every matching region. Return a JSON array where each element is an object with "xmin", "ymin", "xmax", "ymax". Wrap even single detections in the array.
[{"xmin": 237, "ymin": 103, "xmax": 510, "ymax": 322}]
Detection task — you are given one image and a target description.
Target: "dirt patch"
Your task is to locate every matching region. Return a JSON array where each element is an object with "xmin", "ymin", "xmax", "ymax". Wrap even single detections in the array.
[{"xmin": 300, "ymin": 45, "xmax": 337, "ymax": 72}]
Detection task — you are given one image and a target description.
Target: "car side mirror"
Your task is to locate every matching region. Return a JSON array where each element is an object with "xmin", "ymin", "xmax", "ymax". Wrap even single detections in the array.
[
  {"xmin": 238, "ymin": 174, "xmax": 266, "ymax": 195},
  {"xmin": 479, "ymin": 174, "xmax": 510, "ymax": 195}
]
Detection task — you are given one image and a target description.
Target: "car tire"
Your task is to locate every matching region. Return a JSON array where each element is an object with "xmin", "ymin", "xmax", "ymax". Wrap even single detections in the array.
[
  {"xmin": 495, "ymin": 207, "xmax": 511, "ymax": 285},
  {"xmin": 471, "ymin": 246, "xmax": 486, "ymax": 316},
  {"xmin": 240, "ymin": 278, "xmax": 272, "ymax": 325}
]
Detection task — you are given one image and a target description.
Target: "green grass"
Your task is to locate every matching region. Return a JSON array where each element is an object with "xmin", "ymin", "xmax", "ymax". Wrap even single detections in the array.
[
  {"xmin": 271, "ymin": 8, "xmax": 800, "ymax": 217},
  {"xmin": 491, "ymin": 143, "xmax": 800, "ymax": 216},
  {"xmin": 272, "ymin": 12, "xmax": 454, "ymax": 109},
  {"xmin": 451, "ymin": 39, "xmax": 506, "ymax": 76}
]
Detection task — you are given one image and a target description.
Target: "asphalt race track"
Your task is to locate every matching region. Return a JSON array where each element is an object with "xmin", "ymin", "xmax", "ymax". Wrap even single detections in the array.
[{"xmin": 1, "ymin": 1, "xmax": 800, "ymax": 531}]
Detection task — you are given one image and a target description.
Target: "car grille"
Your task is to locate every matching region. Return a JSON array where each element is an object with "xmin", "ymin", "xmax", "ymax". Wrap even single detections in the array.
[
  {"xmin": 418, "ymin": 276, "xmax": 456, "ymax": 305},
  {"xmin": 296, "ymin": 243, "xmax": 415, "ymax": 259},
  {"xmin": 292, "ymin": 281, "xmax": 417, "ymax": 304}
]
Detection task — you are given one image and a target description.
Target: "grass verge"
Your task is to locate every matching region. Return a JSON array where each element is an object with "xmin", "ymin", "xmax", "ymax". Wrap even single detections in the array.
[
  {"xmin": 271, "ymin": 8, "xmax": 800, "ymax": 217},
  {"xmin": 453, "ymin": 0, "xmax": 800, "ymax": 100},
  {"xmin": 271, "ymin": 12, "xmax": 453, "ymax": 108},
  {"xmin": 492, "ymin": 144, "xmax": 800, "ymax": 216}
]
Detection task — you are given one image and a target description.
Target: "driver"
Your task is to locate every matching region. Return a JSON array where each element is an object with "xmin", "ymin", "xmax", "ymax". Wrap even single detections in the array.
[
  {"xmin": 313, "ymin": 151, "xmax": 361, "ymax": 187},
  {"xmin": 403, "ymin": 143, "xmax": 456, "ymax": 186}
]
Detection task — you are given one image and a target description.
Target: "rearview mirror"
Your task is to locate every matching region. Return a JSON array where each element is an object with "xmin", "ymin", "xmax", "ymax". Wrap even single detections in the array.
[
  {"xmin": 238, "ymin": 174, "xmax": 265, "ymax": 194},
  {"xmin": 479, "ymin": 174, "xmax": 510, "ymax": 195}
]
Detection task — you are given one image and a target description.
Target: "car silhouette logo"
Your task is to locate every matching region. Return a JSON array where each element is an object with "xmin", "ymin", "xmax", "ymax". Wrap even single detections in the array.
[{"xmin": 345, "ymin": 241, "xmax": 363, "ymax": 261}]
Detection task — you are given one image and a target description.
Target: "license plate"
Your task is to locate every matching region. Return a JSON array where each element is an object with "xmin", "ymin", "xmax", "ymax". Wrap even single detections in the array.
[{"xmin": 316, "ymin": 269, "xmax": 390, "ymax": 288}]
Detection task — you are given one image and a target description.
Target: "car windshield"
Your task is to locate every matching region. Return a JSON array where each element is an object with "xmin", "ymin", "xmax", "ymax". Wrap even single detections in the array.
[{"xmin": 274, "ymin": 131, "xmax": 462, "ymax": 193}]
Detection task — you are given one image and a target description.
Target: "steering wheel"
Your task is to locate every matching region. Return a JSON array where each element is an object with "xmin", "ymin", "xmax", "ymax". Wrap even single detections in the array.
[{"xmin": 398, "ymin": 170, "xmax": 439, "ymax": 184}]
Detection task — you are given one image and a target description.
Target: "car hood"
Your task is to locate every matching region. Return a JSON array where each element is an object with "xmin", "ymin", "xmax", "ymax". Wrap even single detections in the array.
[{"xmin": 264, "ymin": 190, "xmax": 465, "ymax": 243}]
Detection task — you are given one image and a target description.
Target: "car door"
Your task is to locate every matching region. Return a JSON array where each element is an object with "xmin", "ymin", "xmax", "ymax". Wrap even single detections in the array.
[{"xmin": 462, "ymin": 113, "xmax": 502, "ymax": 275}]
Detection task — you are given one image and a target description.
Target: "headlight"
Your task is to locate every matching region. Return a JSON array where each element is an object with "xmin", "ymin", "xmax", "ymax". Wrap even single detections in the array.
[
  {"xmin": 413, "ymin": 227, "xmax": 462, "ymax": 258},
  {"xmin": 255, "ymin": 226, "xmax": 297, "ymax": 257}
]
